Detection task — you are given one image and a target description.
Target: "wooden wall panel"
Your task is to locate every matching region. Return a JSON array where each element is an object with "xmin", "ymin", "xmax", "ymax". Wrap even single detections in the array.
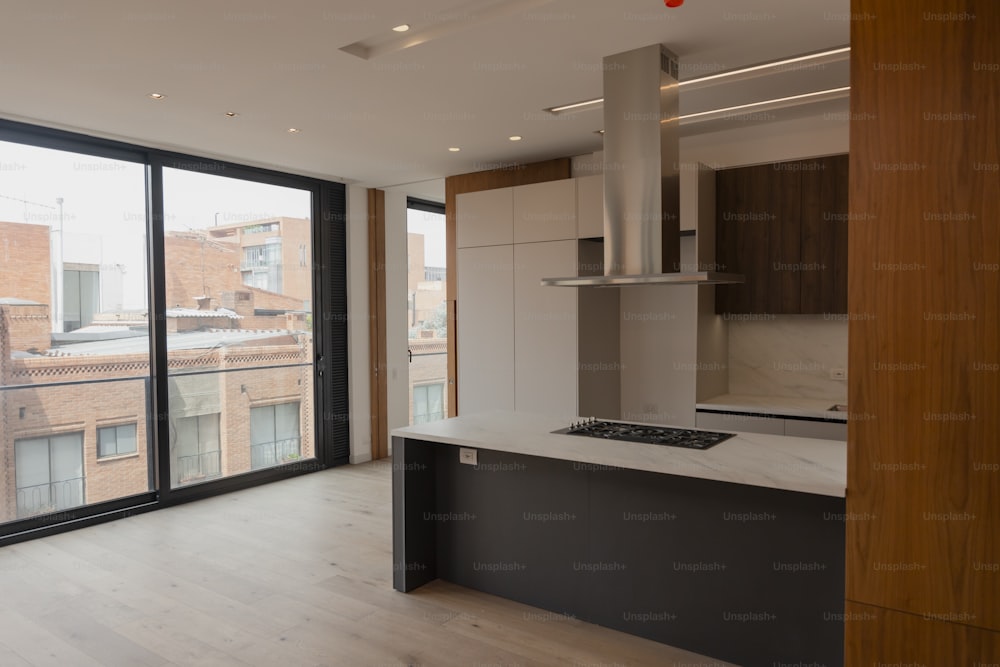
[
  {"xmin": 847, "ymin": 0, "xmax": 1000, "ymax": 658},
  {"xmin": 367, "ymin": 189, "xmax": 389, "ymax": 460},
  {"xmin": 845, "ymin": 602, "xmax": 1000, "ymax": 664},
  {"xmin": 443, "ymin": 158, "xmax": 571, "ymax": 417}
]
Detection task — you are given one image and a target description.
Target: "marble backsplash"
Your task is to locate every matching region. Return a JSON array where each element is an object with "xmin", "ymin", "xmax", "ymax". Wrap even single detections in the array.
[{"xmin": 728, "ymin": 315, "xmax": 848, "ymax": 400}]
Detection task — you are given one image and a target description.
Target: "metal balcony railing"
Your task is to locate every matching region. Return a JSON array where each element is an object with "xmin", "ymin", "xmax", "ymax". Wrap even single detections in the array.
[
  {"xmin": 250, "ymin": 437, "xmax": 301, "ymax": 470},
  {"xmin": 16, "ymin": 478, "xmax": 85, "ymax": 519},
  {"xmin": 176, "ymin": 450, "xmax": 222, "ymax": 485}
]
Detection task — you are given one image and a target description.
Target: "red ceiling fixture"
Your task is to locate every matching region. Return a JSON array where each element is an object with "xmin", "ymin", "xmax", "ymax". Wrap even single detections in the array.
[{"xmin": 665, "ymin": 0, "xmax": 684, "ymax": 7}]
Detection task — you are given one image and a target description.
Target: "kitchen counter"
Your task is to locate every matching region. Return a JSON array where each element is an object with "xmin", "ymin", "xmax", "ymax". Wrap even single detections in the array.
[
  {"xmin": 392, "ymin": 411, "xmax": 846, "ymax": 666},
  {"xmin": 697, "ymin": 392, "xmax": 848, "ymax": 422},
  {"xmin": 392, "ymin": 410, "xmax": 846, "ymax": 497}
]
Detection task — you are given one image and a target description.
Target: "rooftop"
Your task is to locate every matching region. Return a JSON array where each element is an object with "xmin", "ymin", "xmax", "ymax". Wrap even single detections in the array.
[{"xmin": 45, "ymin": 329, "xmax": 302, "ymax": 358}]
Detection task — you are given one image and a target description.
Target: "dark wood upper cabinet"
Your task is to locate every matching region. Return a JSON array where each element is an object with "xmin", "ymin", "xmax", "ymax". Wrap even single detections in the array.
[{"xmin": 716, "ymin": 154, "xmax": 848, "ymax": 314}]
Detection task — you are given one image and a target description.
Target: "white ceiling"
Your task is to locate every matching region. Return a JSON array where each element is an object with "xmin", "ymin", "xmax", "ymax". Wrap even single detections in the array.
[{"xmin": 0, "ymin": 0, "xmax": 849, "ymax": 194}]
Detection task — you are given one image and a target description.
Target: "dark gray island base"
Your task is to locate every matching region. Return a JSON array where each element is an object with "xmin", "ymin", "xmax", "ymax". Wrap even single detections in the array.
[{"xmin": 393, "ymin": 435, "xmax": 845, "ymax": 667}]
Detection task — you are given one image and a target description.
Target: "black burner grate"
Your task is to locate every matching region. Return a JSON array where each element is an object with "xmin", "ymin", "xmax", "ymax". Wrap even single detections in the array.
[{"xmin": 554, "ymin": 420, "xmax": 735, "ymax": 450}]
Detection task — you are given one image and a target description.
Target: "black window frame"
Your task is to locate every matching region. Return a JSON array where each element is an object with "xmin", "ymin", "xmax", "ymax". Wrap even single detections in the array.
[{"xmin": 0, "ymin": 117, "xmax": 349, "ymax": 546}]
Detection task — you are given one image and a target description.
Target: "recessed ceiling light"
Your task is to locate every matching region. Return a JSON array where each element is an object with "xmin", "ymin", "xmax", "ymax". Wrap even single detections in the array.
[
  {"xmin": 448, "ymin": 147, "xmax": 461, "ymax": 152},
  {"xmin": 392, "ymin": 24, "xmax": 410, "ymax": 32},
  {"xmin": 509, "ymin": 135, "xmax": 522, "ymax": 141},
  {"xmin": 225, "ymin": 112, "xmax": 239, "ymax": 118},
  {"xmin": 287, "ymin": 128, "xmax": 301, "ymax": 134},
  {"xmin": 148, "ymin": 92, "xmax": 166, "ymax": 100}
]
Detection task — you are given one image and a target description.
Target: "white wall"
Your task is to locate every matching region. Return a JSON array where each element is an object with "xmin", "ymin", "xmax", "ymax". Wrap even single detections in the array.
[
  {"xmin": 571, "ymin": 113, "xmax": 849, "ymax": 174},
  {"xmin": 680, "ymin": 113, "xmax": 848, "ymax": 169},
  {"xmin": 347, "ymin": 181, "xmax": 444, "ymax": 463},
  {"xmin": 346, "ymin": 185, "xmax": 372, "ymax": 463},
  {"xmin": 382, "ymin": 187, "xmax": 411, "ymax": 446},
  {"xmin": 619, "ymin": 243, "xmax": 699, "ymax": 427}
]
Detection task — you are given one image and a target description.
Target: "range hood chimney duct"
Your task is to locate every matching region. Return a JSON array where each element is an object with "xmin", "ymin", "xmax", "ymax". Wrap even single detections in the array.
[{"xmin": 542, "ymin": 44, "xmax": 743, "ymax": 287}]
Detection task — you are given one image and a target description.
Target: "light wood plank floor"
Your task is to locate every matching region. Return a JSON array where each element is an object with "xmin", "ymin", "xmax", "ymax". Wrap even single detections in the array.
[{"xmin": 0, "ymin": 460, "xmax": 735, "ymax": 667}]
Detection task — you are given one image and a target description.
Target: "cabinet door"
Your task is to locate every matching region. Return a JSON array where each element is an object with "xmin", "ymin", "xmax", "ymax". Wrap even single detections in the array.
[
  {"xmin": 716, "ymin": 164, "xmax": 775, "ymax": 313},
  {"xmin": 456, "ymin": 188, "xmax": 513, "ymax": 248},
  {"xmin": 695, "ymin": 411, "xmax": 785, "ymax": 435},
  {"xmin": 514, "ymin": 241, "xmax": 579, "ymax": 418},
  {"xmin": 799, "ymin": 154, "xmax": 848, "ymax": 314},
  {"xmin": 784, "ymin": 419, "xmax": 847, "ymax": 441},
  {"xmin": 457, "ymin": 246, "xmax": 514, "ymax": 414},
  {"xmin": 716, "ymin": 155, "xmax": 847, "ymax": 315},
  {"xmin": 769, "ymin": 166, "xmax": 802, "ymax": 313},
  {"xmin": 513, "ymin": 179, "xmax": 577, "ymax": 243},
  {"xmin": 576, "ymin": 174, "xmax": 604, "ymax": 238}
]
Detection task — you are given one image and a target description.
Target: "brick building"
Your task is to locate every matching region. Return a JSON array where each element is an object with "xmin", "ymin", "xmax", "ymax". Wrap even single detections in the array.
[
  {"xmin": 0, "ymin": 218, "xmax": 315, "ymax": 522},
  {"xmin": 0, "ymin": 221, "xmax": 52, "ymax": 307},
  {"xmin": 406, "ymin": 232, "xmax": 447, "ymax": 330},
  {"xmin": 197, "ymin": 216, "xmax": 313, "ymax": 305}
]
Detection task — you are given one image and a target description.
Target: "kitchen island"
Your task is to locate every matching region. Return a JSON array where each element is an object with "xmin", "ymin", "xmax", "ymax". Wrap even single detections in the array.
[{"xmin": 392, "ymin": 412, "xmax": 846, "ymax": 667}]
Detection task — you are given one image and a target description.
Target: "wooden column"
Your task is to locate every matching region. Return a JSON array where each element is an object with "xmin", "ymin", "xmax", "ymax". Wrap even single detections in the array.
[
  {"xmin": 367, "ymin": 188, "xmax": 388, "ymax": 460},
  {"xmin": 846, "ymin": 0, "xmax": 1000, "ymax": 662}
]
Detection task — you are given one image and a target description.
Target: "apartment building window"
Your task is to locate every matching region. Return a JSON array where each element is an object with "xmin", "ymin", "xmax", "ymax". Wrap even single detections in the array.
[
  {"xmin": 174, "ymin": 414, "xmax": 222, "ymax": 485},
  {"xmin": 240, "ymin": 238, "xmax": 283, "ymax": 293},
  {"xmin": 14, "ymin": 434, "xmax": 85, "ymax": 518},
  {"xmin": 97, "ymin": 424, "xmax": 138, "ymax": 459},
  {"xmin": 412, "ymin": 383, "xmax": 445, "ymax": 424},
  {"xmin": 63, "ymin": 266, "xmax": 100, "ymax": 332},
  {"xmin": 250, "ymin": 402, "xmax": 301, "ymax": 470},
  {"xmin": 243, "ymin": 245, "xmax": 267, "ymax": 269}
]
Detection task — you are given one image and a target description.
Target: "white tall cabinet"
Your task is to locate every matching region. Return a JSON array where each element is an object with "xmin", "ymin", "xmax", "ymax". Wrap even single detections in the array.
[
  {"xmin": 513, "ymin": 240, "xmax": 578, "ymax": 417},
  {"xmin": 456, "ymin": 244, "xmax": 515, "ymax": 415},
  {"xmin": 456, "ymin": 178, "xmax": 617, "ymax": 419}
]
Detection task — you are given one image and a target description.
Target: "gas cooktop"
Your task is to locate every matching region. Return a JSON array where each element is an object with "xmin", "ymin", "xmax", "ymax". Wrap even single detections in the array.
[{"xmin": 554, "ymin": 419, "xmax": 735, "ymax": 450}]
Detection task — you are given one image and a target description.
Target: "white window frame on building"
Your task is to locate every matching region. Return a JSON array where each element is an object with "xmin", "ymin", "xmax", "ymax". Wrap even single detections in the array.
[
  {"xmin": 97, "ymin": 423, "xmax": 138, "ymax": 459},
  {"xmin": 14, "ymin": 432, "xmax": 85, "ymax": 518},
  {"xmin": 412, "ymin": 383, "xmax": 445, "ymax": 424},
  {"xmin": 250, "ymin": 401, "xmax": 301, "ymax": 470},
  {"xmin": 174, "ymin": 414, "xmax": 222, "ymax": 485},
  {"xmin": 63, "ymin": 263, "xmax": 100, "ymax": 332}
]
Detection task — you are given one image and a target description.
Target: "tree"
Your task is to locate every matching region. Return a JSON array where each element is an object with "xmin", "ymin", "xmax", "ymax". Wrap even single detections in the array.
[{"xmin": 421, "ymin": 302, "xmax": 447, "ymax": 338}]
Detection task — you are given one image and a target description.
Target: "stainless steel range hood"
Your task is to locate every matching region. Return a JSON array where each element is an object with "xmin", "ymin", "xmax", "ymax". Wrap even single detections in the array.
[{"xmin": 542, "ymin": 44, "xmax": 743, "ymax": 287}]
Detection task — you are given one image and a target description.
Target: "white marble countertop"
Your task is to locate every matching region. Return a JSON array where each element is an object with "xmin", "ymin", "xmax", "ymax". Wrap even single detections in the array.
[
  {"xmin": 696, "ymin": 393, "xmax": 848, "ymax": 422},
  {"xmin": 392, "ymin": 411, "xmax": 846, "ymax": 498}
]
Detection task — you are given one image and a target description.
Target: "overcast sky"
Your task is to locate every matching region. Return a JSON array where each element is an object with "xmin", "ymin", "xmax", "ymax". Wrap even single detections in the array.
[{"xmin": 0, "ymin": 139, "xmax": 446, "ymax": 309}]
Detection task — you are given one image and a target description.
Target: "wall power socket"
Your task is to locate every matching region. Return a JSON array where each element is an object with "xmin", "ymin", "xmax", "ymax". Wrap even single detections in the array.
[{"xmin": 459, "ymin": 448, "xmax": 478, "ymax": 465}]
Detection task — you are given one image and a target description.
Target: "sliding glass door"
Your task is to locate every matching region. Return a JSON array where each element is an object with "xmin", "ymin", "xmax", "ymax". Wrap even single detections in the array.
[
  {"xmin": 162, "ymin": 167, "xmax": 316, "ymax": 489},
  {"xmin": 0, "ymin": 139, "xmax": 153, "ymax": 523},
  {"xmin": 0, "ymin": 119, "xmax": 348, "ymax": 541}
]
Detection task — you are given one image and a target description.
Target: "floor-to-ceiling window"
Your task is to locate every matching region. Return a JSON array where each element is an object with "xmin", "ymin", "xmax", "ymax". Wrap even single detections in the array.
[
  {"xmin": 405, "ymin": 198, "xmax": 448, "ymax": 426},
  {"xmin": 0, "ymin": 121, "xmax": 348, "ymax": 541},
  {"xmin": 0, "ymin": 139, "xmax": 153, "ymax": 524},
  {"xmin": 162, "ymin": 167, "xmax": 315, "ymax": 489}
]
